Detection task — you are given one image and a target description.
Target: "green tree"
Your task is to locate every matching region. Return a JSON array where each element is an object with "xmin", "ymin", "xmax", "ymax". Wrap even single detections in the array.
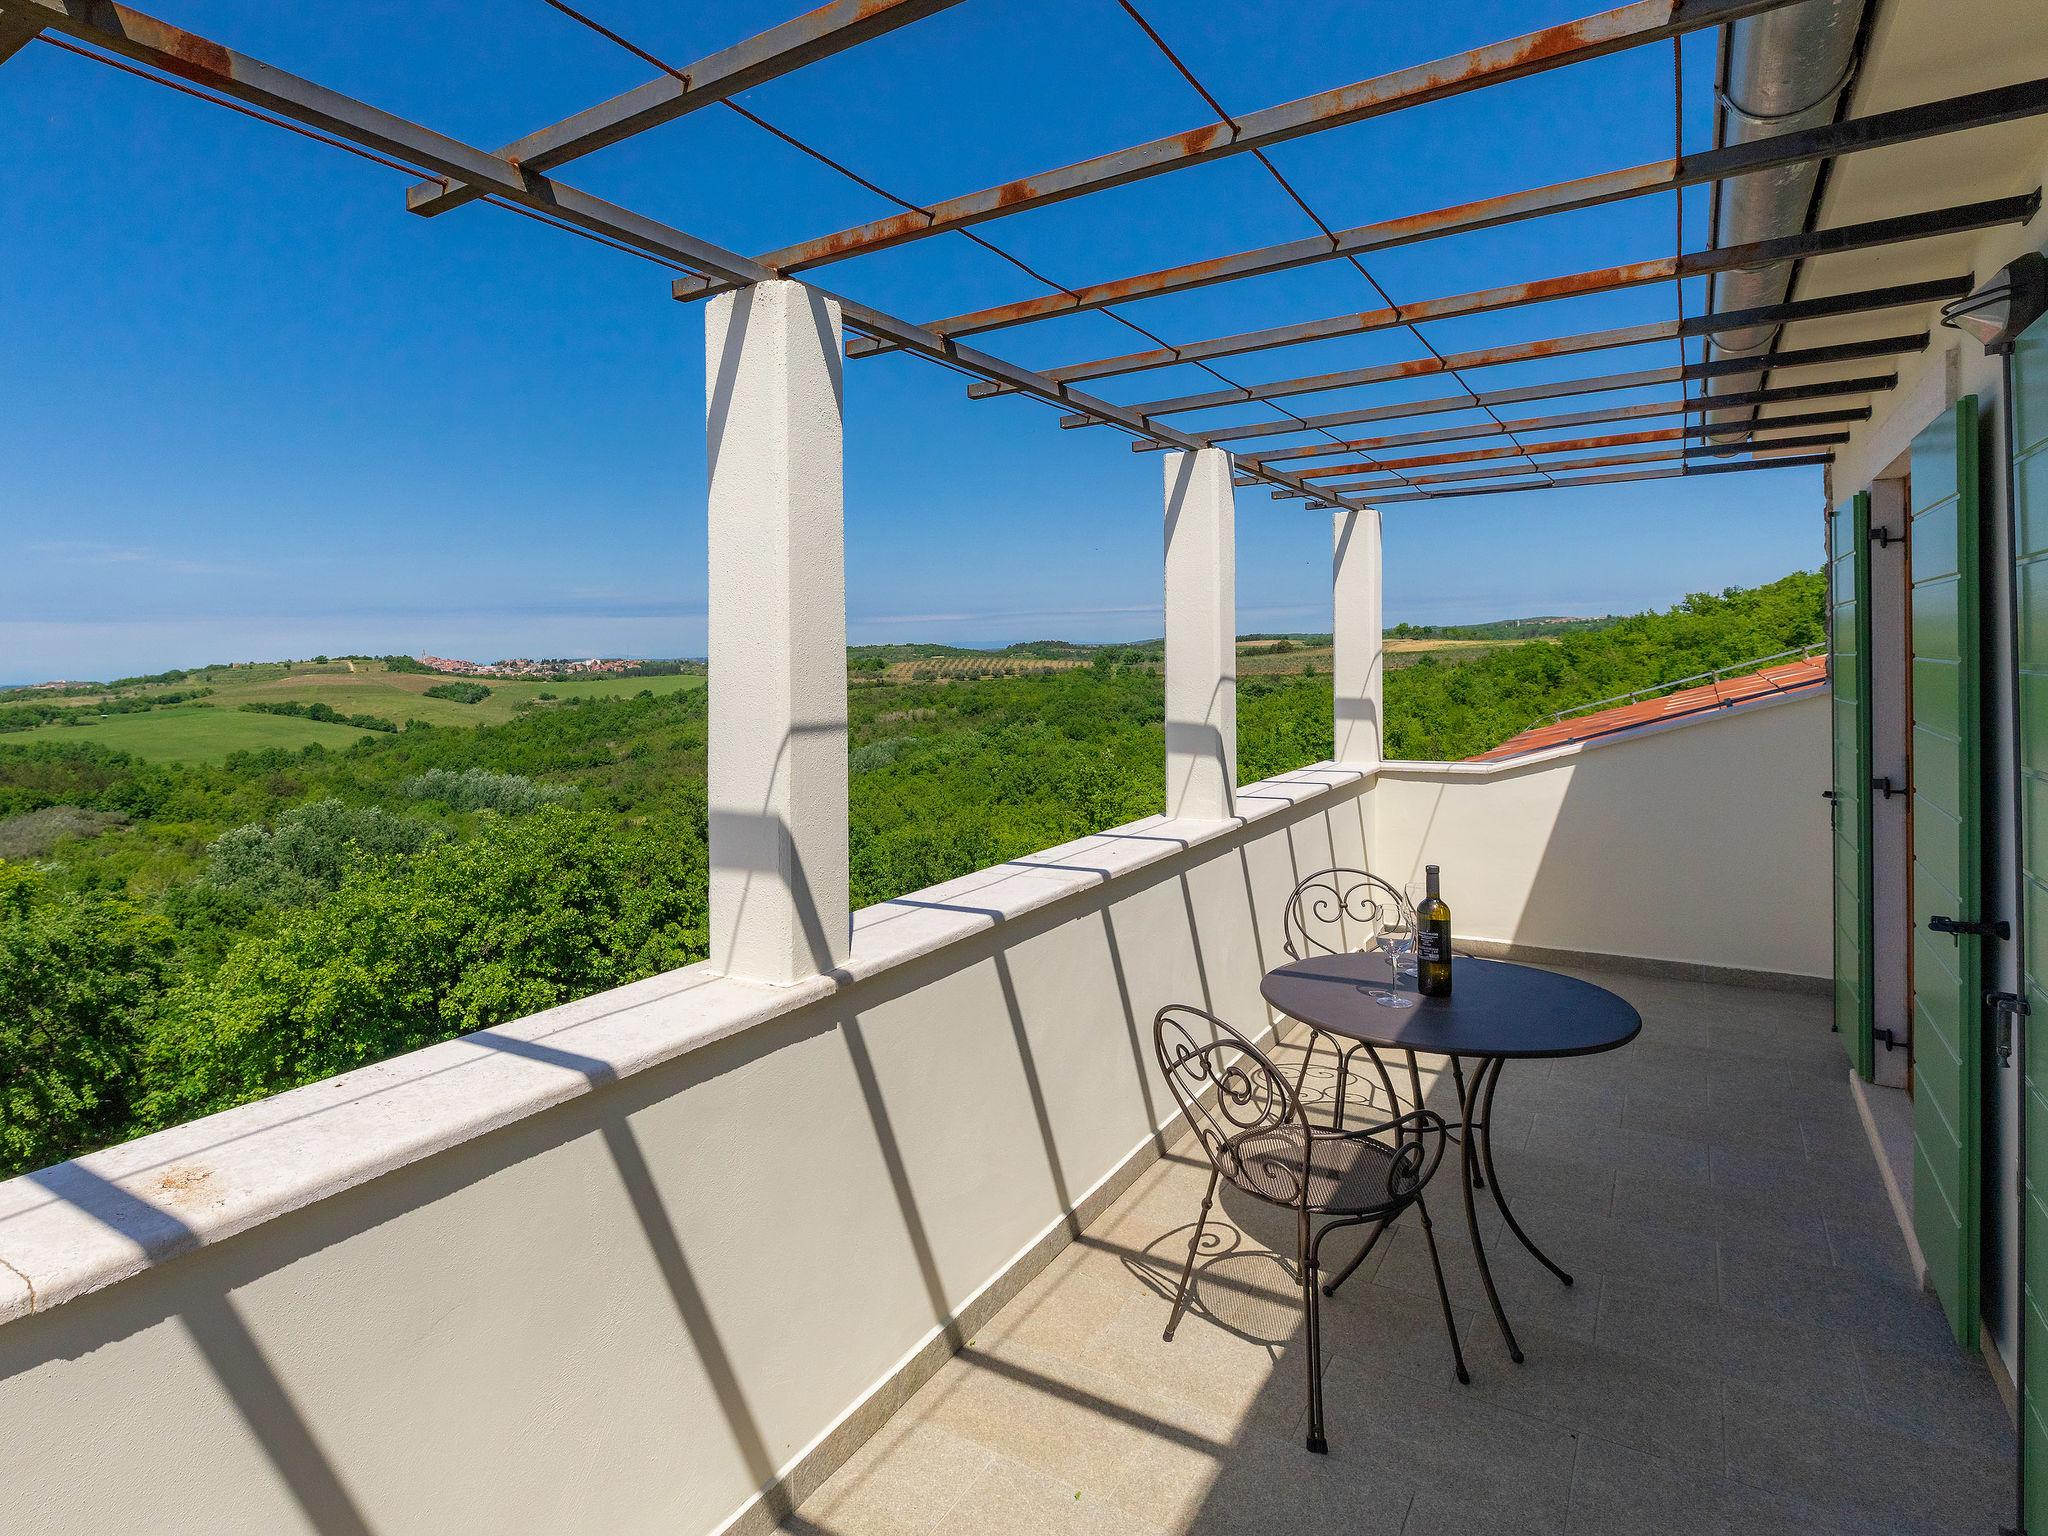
[
  {"xmin": 141, "ymin": 807, "xmax": 707, "ymax": 1125},
  {"xmin": 0, "ymin": 865, "xmax": 172, "ymax": 1176}
]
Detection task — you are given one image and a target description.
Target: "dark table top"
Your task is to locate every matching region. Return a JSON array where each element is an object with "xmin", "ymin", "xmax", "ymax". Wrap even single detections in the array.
[{"xmin": 1259, "ymin": 952, "xmax": 1642, "ymax": 1060}]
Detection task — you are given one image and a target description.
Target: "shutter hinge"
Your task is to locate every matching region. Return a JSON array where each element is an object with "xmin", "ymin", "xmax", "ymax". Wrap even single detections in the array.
[
  {"xmin": 1929, "ymin": 914, "xmax": 2011, "ymax": 940},
  {"xmin": 1871, "ymin": 776, "xmax": 1900, "ymax": 800},
  {"xmin": 1869, "ymin": 526, "xmax": 1902, "ymax": 548},
  {"xmin": 1989, "ymin": 992, "xmax": 2029, "ymax": 1069},
  {"xmin": 1873, "ymin": 1027, "xmax": 1906, "ymax": 1053}
]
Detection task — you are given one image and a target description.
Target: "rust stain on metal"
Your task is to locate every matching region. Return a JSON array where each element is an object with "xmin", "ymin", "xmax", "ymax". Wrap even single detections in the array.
[{"xmin": 123, "ymin": 10, "xmax": 234, "ymax": 83}]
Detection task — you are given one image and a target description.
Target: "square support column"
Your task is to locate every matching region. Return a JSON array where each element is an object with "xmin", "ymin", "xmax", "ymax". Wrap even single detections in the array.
[
  {"xmin": 1164, "ymin": 447, "xmax": 1237, "ymax": 820},
  {"xmin": 1333, "ymin": 506, "xmax": 1383, "ymax": 768},
  {"xmin": 704, "ymin": 279, "xmax": 850, "ymax": 983}
]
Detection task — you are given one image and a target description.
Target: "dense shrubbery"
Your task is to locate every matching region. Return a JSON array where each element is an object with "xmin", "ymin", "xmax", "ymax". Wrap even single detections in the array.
[
  {"xmin": 203, "ymin": 799, "xmax": 439, "ymax": 908},
  {"xmin": 143, "ymin": 808, "xmax": 707, "ymax": 1125},
  {"xmin": 423, "ymin": 680, "xmax": 491, "ymax": 704},
  {"xmin": 403, "ymin": 767, "xmax": 576, "ymax": 813},
  {"xmin": 240, "ymin": 699, "xmax": 398, "ymax": 733},
  {"xmin": 1383, "ymin": 571, "xmax": 1823, "ymax": 759},
  {"xmin": 0, "ymin": 865, "xmax": 171, "ymax": 1175},
  {"xmin": 0, "ymin": 571, "xmax": 1824, "ymax": 1175},
  {"xmin": 0, "ymin": 687, "xmax": 214, "ymax": 733}
]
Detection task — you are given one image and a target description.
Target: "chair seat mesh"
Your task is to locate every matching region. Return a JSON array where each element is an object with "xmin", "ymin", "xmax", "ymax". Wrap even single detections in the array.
[{"xmin": 1225, "ymin": 1125, "xmax": 1410, "ymax": 1213}]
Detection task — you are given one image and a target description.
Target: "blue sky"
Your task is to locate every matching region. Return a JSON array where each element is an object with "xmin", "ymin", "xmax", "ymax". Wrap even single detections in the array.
[{"xmin": 0, "ymin": 0, "xmax": 1824, "ymax": 679}]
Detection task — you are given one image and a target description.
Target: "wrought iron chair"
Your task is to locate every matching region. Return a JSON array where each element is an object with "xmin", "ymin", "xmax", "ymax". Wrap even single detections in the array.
[
  {"xmin": 1153, "ymin": 1005, "xmax": 1467, "ymax": 1455},
  {"xmin": 1278, "ymin": 868, "xmax": 1479, "ymax": 1138}
]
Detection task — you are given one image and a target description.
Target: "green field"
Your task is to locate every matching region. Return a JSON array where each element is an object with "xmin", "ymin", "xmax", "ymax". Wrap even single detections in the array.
[
  {"xmin": 14, "ymin": 662, "xmax": 706, "ymax": 760},
  {"xmin": 21, "ymin": 704, "xmax": 374, "ymax": 761}
]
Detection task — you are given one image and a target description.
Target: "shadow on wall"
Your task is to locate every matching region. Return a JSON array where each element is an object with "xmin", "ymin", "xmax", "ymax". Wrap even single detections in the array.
[
  {"xmin": 0, "ymin": 774, "xmax": 1376, "ymax": 1536},
  {"xmin": 1371, "ymin": 697, "xmax": 1832, "ymax": 978}
]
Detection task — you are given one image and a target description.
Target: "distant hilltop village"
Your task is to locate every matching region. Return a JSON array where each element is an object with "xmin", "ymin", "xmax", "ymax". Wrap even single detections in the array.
[{"xmin": 416, "ymin": 655, "xmax": 641, "ymax": 679}]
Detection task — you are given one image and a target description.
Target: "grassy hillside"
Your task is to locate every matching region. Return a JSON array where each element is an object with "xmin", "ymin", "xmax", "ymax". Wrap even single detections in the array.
[
  {"xmin": 7, "ymin": 659, "xmax": 705, "ymax": 759},
  {"xmin": 0, "ymin": 572, "xmax": 1824, "ymax": 1176}
]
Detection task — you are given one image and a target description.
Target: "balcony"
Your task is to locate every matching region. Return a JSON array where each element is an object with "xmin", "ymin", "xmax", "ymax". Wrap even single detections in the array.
[
  {"xmin": 788, "ymin": 968, "xmax": 2008, "ymax": 1536},
  {"xmin": 2, "ymin": 0, "xmax": 2044, "ymax": 1531}
]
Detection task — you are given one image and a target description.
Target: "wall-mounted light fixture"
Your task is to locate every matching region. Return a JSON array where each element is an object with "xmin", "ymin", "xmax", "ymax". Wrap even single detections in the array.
[{"xmin": 1940, "ymin": 251, "xmax": 2046, "ymax": 355}]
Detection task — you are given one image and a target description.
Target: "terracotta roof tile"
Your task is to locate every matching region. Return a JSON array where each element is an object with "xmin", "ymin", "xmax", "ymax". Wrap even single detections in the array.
[{"xmin": 1467, "ymin": 655, "xmax": 1827, "ymax": 762}]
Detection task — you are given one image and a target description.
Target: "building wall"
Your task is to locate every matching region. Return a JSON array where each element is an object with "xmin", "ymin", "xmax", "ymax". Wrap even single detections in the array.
[
  {"xmin": 1373, "ymin": 694, "xmax": 1832, "ymax": 980},
  {"xmin": 1826, "ymin": 146, "xmax": 2048, "ymax": 1387}
]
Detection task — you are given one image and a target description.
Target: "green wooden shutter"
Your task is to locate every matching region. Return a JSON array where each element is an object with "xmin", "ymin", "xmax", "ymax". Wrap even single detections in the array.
[
  {"xmin": 1831, "ymin": 490, "xmax": 1875, "ymax": 1079},
  {"xmin": 2011, "ymin": 311, "xmax": 2048, "ymax": 1535},
  {"xmin": 1911, "ymin": 393, "xmax": 1985, "ymax": 1349}
]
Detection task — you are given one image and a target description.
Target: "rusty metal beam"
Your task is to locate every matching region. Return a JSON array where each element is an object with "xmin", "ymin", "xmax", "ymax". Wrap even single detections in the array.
[
  {"xmin": 670, "ymin": 0, "xmax": 1807, "ymax": 295},
  {"xmin": 1238, "ymin": 397, "xmax": 1871, "ymax": 469},
  {"xmin": 1359, "ymin": 453, "xmax": 1834, "ymax": 505},
  {"xmin": 953, "ymin": 234, "xmax": 1986, "ymax": 393},
  {"xmin": 9, "ymin": 0, "xmax": 1369, "ymax": 510},
  {"xmin": 1153, "ymin": 364, "xmax": 1900, "ymax": 450},
  {"xmin": 862, "ymin": 81, "xmax": 2048, "ymax": 342},
  {"xmin": 1281, "ymin": 416, "xmax": 1864, "ymax": 480},
  {"xmin": 1066, "ymin": 321, "xmax": 1673, "ymax": 426},
  {"xmin": 1093, "ymin": 329, "xmax": 1918, "ymax": 432},
  {"xmin": 1305, "ymin": 430, "xmax": 1850, "ymax": 492},
  {"xmin": 406, "ymin": 0, "xmax": 964, "ymax": 219}
]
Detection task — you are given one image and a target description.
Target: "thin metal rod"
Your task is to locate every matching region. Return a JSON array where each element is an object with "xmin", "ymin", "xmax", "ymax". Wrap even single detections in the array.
[
  {"xmin": 1238, "ymin": 399, "xmax": 1869, "ymax": 469},
  {"xmin": 16, "ymin": 0, "xmax": 1363, "ymax": 507},
  {"xmin": 867, "ymin": 82, "xmax": 2048, "ymax": 341},
  {"xmin": 672, "ymin": 0, "xmax": 1810, "ymax": 290},
  {"xmin": 406, "ymin": 0, "xmax": 964, "ymax": 218},
  {"xmin": 1158, "ymin": 364, "xmax": 1899, "ymax": 450}
]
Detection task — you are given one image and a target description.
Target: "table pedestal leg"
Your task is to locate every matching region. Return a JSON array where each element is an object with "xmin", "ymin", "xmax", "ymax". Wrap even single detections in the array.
[
  {"xmin": 1458, "ymin": 1054, "xmax": 1522, "ymax": 1364},
  {"xmin": 1476, "ymin": 1057, "xmax": 1573, "ymax": 1287}
]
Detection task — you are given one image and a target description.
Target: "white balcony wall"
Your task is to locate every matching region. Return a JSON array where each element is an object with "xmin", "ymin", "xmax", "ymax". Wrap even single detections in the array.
[
  {"xmin": 0, "ymin": 768, "xmax": 1370, "ymax": 1536},
  {"xmin": 1372, "ymin": 692, "xmax": 1832, "ymax": 981}
]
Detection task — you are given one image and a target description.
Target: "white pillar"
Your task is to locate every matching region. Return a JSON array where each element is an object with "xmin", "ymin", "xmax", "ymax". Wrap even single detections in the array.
[
  {"xmin": 1164, "ymin": 448, "xmax": 1237, "ymax": 819},
  {"xmin": 1333, "ymin": 506, "xmax": 1384, "ymax": 768},
  {"xmin": 704, "ymin": 280, "xmax": 850, "ymax": 983}
]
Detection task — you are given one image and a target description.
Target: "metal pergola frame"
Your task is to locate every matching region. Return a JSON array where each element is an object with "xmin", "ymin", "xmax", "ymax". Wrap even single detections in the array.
[{"xmin": 6, "ymin": 0, "xmax": 2045, "ymax": 505}]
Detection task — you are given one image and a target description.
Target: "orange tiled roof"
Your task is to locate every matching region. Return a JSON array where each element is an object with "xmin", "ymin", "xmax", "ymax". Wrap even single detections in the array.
[{"xmin": 1468, "ymin": 655, "xmax": 1828, "ymax": 763}]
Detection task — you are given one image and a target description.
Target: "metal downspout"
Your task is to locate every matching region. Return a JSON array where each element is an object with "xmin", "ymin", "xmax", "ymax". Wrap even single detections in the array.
[{"xmin": 1704, "ymin": 0, "xmax": 1871, "ymax": 441}]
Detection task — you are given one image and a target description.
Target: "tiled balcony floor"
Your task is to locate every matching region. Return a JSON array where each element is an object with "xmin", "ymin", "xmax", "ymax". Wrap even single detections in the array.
[{"xmin": 783, "ymin": 969, "xmax": 2014, "ymax": 1536}]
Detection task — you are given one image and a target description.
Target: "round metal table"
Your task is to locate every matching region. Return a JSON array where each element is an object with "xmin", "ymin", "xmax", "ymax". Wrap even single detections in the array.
[{"xmin": 1259, "ymin": 951, "xmax": 1641, "ymax": 1363}]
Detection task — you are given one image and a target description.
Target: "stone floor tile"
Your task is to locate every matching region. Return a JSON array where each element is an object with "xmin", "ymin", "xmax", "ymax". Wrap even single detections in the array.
[
  {"xmin": 1563, "ymin": 1435, "xmax": 1858, "ymax": 1536},
  {"xmin": 791, "ymin": 1418, "xmax": 995, "ymax": 1536},
  {"xmin": 1721, "ymin": 1381, "xmax": 2014, "ymax": 1535},
  {"xmin": 943, "ymin": 1454, "xmax": 1173, "ymax": 1536},
  {"xmin": 1855, "ymin": 1337, "xmax": 2015, "ymax": 1452}
]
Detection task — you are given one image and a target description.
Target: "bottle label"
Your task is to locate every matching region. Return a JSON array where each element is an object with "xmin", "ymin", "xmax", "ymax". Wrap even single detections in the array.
[{"xmin": 1418, "ymin": 931, "xmax": 1447, "ymax": 963}]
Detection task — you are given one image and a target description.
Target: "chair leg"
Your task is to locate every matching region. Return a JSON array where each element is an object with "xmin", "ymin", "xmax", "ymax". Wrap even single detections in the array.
[
  {"xmin": 1319, "ymin": 1214, "xmax": 1390, "ymax": 1299},
  {"xmin": 1416, "ymin": 1194, "xmax": 1471, "ymax": 1386},
  {"xmin": 1302, "ymin": 1208, "xmax": 1328, "ymax": 1454},
  {"xmin": 1163, "ymin": 1167, "xmax": 1220, "ymax": 1343}
]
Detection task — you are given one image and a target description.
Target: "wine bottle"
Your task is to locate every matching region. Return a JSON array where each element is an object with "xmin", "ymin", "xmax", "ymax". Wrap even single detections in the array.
[{"xmin": 1416, "ymin": 865, "xmax": 1453, "ymax": 997}]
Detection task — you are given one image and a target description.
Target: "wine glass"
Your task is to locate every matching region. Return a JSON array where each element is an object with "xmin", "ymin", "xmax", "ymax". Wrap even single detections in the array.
[{"xmin": 1383, "ymin": 904, "xmax": 1417, "ymax": 983}]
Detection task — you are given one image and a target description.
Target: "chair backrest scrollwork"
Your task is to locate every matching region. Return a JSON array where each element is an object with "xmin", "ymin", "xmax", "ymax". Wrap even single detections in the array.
[
  {"xmin": 1281, "ymin": 867, "xmax": 1410, "ymax": 962},
  {"xmin": 1153, "ymin": 1004, "xmax": 1311, "ymax": 1206}
]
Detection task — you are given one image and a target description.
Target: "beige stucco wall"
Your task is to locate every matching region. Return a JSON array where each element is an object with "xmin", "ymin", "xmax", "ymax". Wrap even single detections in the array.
[{"xmin": 1373, "ymin": 694, "xmax": 1833, "ymax": 979}]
